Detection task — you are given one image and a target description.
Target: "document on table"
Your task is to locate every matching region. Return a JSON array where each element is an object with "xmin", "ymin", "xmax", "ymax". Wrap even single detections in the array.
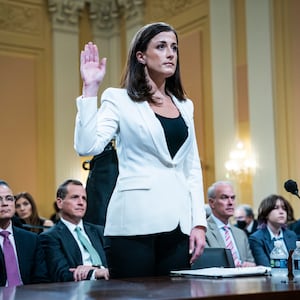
[{"xmin": 170, "ymin": 266, "xmax": 271, "ymax": 278}]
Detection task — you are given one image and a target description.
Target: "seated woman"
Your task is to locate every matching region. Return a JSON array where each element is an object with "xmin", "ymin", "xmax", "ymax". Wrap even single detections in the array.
[
  {"xmin": 249, "ymin": 194, "xmax": 297, "ymax": 266},
  {"xmin": 15, "ymin": 192, "xmax": 54, "ymax": 234}
]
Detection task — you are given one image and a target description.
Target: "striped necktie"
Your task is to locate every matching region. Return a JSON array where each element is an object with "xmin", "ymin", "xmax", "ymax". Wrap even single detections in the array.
[
  {"xmin": 75, "ymin": 226, "xmax": 102, "ymax": 267},
  {"xmin": 223, "ymin": 225, "xmax": 241, "ymax": 267}
]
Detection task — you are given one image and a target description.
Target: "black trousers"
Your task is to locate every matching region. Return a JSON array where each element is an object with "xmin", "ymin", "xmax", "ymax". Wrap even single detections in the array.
[
  {"xmin": 83, "ymin": 142, "xmax": 118, "ymax": 226},
  {"xmin": 105, "ymin": 225, "xmax": 190, "ymax": 278}
]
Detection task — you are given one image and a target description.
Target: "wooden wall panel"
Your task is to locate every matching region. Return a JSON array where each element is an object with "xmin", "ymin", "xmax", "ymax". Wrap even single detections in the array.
[{"xmin": 0, "ymin": 0, "xmax": 54, "ymax": 218}]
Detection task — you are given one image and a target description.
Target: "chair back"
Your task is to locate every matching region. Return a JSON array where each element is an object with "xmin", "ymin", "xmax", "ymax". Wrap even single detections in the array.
[{"xmin": 191, "ymin": 248, "xmax": 235, "ymax": 269}]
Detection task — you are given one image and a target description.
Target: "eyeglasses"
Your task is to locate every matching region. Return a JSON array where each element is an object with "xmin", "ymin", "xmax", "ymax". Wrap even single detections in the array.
[{"xmin": 0, "ymin": 195, "xmax": 15, "ymax": 202}]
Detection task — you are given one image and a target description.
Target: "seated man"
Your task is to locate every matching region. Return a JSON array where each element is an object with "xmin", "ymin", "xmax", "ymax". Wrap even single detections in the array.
[
  {"xmin": 39, "ymin": 179, "xmax": 109, "ymax": 282},
  {"xmin": 234, "ymin": 204, "xmax": 258, "ymax": 237},
  {"xmin": 0, "ymin": 180, "xmax": 49, "ymax": 286},
  {"xmin": 205, "ymin": 181, "xmax": 256, "ymax": 267}
]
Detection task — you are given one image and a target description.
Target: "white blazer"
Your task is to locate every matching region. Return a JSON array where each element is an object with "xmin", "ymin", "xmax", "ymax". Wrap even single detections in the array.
[{"xmin": 75, "ymin": 88, "xmax": 207, "ymax": 236}]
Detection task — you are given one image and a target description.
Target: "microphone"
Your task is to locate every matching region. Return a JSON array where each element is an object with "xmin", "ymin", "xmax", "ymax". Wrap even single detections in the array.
[{"xmin": 284, "ymin": 179, "xmax": 300, "ymax": 199}]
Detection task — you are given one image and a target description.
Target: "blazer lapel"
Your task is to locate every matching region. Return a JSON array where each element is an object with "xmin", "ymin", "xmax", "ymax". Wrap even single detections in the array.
[
  {"xmin": 0, "ymin": 248, "xmax": 6, "ymax": 286},
  {"xmin": 57, "ymin": 221, "xmax": 82, "ymax": 265},
  {"xmin": 263, "ymin": 229, "xmax": 275, "ymax": 254},
  {"xmin": 136, "ymin": 101, "xmax": 171, "ymax": 161},
  {"xmin": 171, "ymin": 97, "xmax": 193, "ymax": 162},
  {"xmin": 136, "ymin": 98, "xmax": 193, "ymax": 163},
  {"xmin": 207, "ymin": 217, "xmax": 226, "ymax": 247},
  {"xmin": 284, "ymin": 230, "xmax": 296, "ymax": 252}
]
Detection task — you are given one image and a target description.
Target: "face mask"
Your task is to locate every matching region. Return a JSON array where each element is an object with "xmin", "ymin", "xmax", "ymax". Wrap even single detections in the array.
[{"xmin": 236, "ymin": 220, "xmax": 247, "ymax": 230}]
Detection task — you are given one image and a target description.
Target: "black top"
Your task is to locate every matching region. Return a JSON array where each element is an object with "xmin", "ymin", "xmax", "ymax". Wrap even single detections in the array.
[{"xmin": 155, "ymin": 113, "xmax": 188, "ymax": 159}]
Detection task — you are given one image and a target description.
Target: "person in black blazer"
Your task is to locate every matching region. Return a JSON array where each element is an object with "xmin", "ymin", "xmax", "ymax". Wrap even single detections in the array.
[
  {"xmin": 249, "ymin": 194, "xmax": 297, "ymax": 267},
  {"xmin": 39, "ymin": 179, "xmax": 109, "ymax": 282},
  {"xmin": 0, "ymin": 180, "xmax": 49, "ymax": 287}
]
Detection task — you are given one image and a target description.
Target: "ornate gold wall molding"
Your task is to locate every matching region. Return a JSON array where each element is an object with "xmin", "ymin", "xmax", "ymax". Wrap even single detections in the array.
[
  {"xmin": 147, "ymin": 0, "xmax": 203, "ymax": 20},
  {"xmin": 47, "ymin": 0, "xmax": 85, "ymax": 31},
  {"xmin": 0, "ymin": 2, "xmax": 41, "ymax": 36},
  {"xmin": 0, "ymin": 0, "xmax": 55, "ymax": 217},
  {"xmin": 89, "ymin": 0, "xmax": 144, "ymax": 30},
  {"xmin": 47, "ymin": 0, "xmax": 144, "ymax": 32}
]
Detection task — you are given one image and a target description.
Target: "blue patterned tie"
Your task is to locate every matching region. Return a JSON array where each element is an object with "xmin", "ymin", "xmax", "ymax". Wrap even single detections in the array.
[{"xmin": 75, "ymin": 227, "xmax": 102, "ymax": 266}]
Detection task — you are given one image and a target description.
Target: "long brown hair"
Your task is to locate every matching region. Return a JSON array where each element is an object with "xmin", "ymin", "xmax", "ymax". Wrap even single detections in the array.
[
  {"xmin": 120, "ymin": 22, "xmax": 186, "ymax": 103},
  {"xmin": 15, "ymin": 192, "xmax": 42, "ymax": 233},
  {"xmin": 257, "ymin": 194, "xmax": 291, "ymax": 227}
]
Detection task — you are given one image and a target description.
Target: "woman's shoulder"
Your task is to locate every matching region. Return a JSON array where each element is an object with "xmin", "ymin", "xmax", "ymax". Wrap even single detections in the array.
[
  {"xmin": 101, "ymin": 88, "xmax": 131, "ymax": 106},
  {"xmin": 102, "ymin": 87, "xmax": 127, "ymax": 97}
]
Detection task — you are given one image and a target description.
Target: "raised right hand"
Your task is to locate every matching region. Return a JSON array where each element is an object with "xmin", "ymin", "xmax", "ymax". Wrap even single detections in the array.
[{"xmin": 80, "ymin": 42, "xmax": 107, "ymax": 97}]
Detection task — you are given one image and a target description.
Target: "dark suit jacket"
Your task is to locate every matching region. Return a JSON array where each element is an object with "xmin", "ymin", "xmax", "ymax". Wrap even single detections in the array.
[
  {"xmin": 247, "ymin": 219, "xmax": 258, "ymax": 236},
  {"xmin": 249, "ymin": 227, "xmax": 297, "ymax": 266},
  {"xmin": 288, "ymin": 219, "xmax": 300, "ymax": 240},
  {"xmin": 39, "ymin": 220, "xmax": 108, "ymax": 282},
  {"xmin": 84, "ymin": 143, "xmax": 118, "ymax": 226},
  {"xmin": 0, "ymin": 226, "xmax": 49, "ymax": 286}
]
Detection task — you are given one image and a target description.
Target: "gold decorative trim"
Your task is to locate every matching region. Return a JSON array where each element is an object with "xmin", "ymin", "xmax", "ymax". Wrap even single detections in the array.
[
  {"xmin": 147, "ymin": 0, "xmax": 203, "ymax": 20},
  {"xmin": 47, "ymin": 0, "xmax": 85, "ymax": 31},
  {"xmin": 89, "ymin": 0, "xmax": 144, "ymax": 30},
  {"xmin": 0, "ymin": 2, "xmax": 41, "ymax": 35},
  {"xmin": 47, "ymin": 0, "xmax": 144, "ymax": 32}
]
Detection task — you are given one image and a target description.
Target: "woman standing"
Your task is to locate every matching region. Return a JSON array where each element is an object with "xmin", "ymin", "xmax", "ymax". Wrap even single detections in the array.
[{"xmin": 74, "ymin": 22, "xmax": 207, "ymax": 278}]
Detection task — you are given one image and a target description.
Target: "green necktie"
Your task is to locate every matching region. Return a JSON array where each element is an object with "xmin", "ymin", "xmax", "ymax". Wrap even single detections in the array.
[{"xmin": 75, "ymin": 226, "xmax": 102, "ymax": 267}]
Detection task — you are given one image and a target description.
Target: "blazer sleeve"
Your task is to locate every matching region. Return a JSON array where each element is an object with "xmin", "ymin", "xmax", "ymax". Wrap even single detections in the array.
[{"xmin": 74, "ymin": 88, "xmax": 120, "ymax": 156}]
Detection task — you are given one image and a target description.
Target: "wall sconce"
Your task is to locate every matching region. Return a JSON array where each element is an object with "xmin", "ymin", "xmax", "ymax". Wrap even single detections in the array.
[{"xmin": 225, "ymin": 141, "xmax": 257, "ymax": 180}]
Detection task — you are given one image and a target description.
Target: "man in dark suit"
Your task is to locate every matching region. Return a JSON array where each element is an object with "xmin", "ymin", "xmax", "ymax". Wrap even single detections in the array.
[
  {"xmin": 39, "ymin": 179, "xmax": 109, "ymax": 282},
  {"xmin": 0, "ymin": 180, "xmax": 49, "ymax": 287}
]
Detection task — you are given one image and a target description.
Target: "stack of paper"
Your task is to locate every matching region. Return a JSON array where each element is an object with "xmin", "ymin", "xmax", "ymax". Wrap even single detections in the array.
[{"xmin": 170, "ymin": 266, "xmax": 271, "ymax": 278}]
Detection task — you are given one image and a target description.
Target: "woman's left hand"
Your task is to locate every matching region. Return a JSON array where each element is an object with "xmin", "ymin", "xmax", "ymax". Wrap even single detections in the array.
[{"xmin": 189, "ymin": 226, "xmax": 206, "ymax": 264}]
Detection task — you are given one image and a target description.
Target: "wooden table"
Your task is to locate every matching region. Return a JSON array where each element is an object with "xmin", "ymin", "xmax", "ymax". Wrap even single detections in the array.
[{"xmin": 1, "ymin": 275, "xmax": 300, "ymax": 300}]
